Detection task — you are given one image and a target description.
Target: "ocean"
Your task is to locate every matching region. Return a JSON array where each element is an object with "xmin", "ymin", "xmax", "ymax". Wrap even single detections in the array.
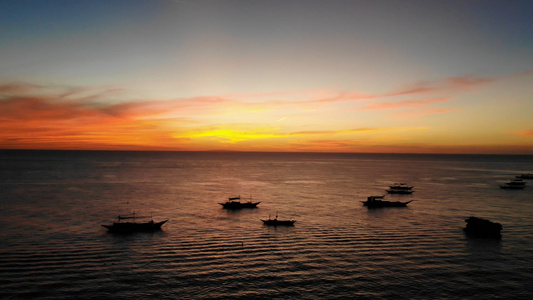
[{"xmin": 1, "ymin": 150, "xmax": 532, "ymax": 299}]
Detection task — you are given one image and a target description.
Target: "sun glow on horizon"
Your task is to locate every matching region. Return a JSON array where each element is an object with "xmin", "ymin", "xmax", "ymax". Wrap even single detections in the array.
[{"xmin": 0, "ymin": 76, "xmax": 532, "ymax": 154}]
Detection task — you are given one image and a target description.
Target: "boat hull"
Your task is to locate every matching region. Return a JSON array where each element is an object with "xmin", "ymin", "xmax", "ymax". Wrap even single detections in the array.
[
  {"xmin": 219, "ymin": 202, "xmax": 260, "ymax": 209},
  {"xmin": 387, "ymin": 183, "xmax": 414, "ymax": 194},
  {"xmin": 362, "ymin": 200, "xmax": 413, "ymax": 208},
  {"xmin": 516, "ymin": 174, "xmax": 533, "ymax": 179},
  {"xmin": 499, "ymin": 185, "xmax": 525, "ymax": 189},
  {"xmin": 500, "ymin": 179, "xmax": 526, "ymax": 189},
  {"xmin": 386, "ymin": 189, "xmax": 414, "ymax": 194},
  {"xmin": 261, "ymin": 219, "xmax": 295, "ymax": 226},
  {"xmin": 102, "ymin": 220, "xmax": 168, "ymax": 233}
]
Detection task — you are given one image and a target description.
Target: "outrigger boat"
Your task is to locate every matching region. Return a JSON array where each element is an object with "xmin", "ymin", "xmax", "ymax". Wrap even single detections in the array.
[
  {"xmin": 102, "ymin": 213, "xmax": 168, "ymax": 233},
  {"xmin": 516, "ymin": 173, "xmax": 533, "ymax": 180},
  {"xmin": 362, "ymin": 195, "xmax": 413, "ymax": 208},
  {"xmin": 500, "ymin": 179, "xmax": 526, "ymax": 189},
  {"xmin": 261, "ymin": 213, "xmax": 295, "ymax": 226},
  {"xmin": 219, "ymin": 196, "xmax": 260, "ymax": 209},
  {"xmin": 386, "ymin": 183, "xmax": 414, "ymax": 194}
]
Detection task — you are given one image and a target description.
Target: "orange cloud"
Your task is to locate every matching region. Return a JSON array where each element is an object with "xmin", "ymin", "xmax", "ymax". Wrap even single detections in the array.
[
  {"xmin": 520, "ymin": 130, "xmax": 533, "ymax": 136},
  {"xmin": 0, "ymin": 82, "xmax": 43, "ymax": 94},
  {"xmin": 360, "ymin": 97, "xmax": 450, "ymax": 111},
  {"xmin": 382, "ymin": 73, "xmax": 518, "ymax": 99},
  {"xmin": 0, "ymin": 80, "xmax": 450, "ymax": 151},
  {"xmin": 130, "ymin": 73, "xmax": 515, "ymax": 116},
  {"xmin": 232, "ymin": 73, "xmax": 512, "ymax": 112},
  {"xmin": 445, "ymin": 75, "xmax": 496, "ymax": 89},
  {"xmin": 1, "ymin": 72, "xmax": 530, "ymax": 153},
  {"xmin": 392, "ymin": 108, "xmax": 459, "ymax": 120},
  {"xmin": 0, "ymin": 87, "xmax": 197, "ymax": 150}
]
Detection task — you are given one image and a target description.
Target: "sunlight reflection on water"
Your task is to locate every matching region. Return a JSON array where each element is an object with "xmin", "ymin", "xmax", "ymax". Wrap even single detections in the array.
[{"xmin": 1, "ymin": 151, "xmax": 532, "ymax": 299}]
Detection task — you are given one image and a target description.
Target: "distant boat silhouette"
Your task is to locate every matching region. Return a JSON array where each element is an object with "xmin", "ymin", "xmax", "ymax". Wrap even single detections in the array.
[
  {"xmin": 102, "ymin": 213, "xmax": 168, "ymax": 233},
  {"xmin": 463, "ymin": 217, "xmax": 502, "ymax": 239},
  {"xmin": 219, "ymin": 195, "xmax": 260, "ymax": 209},
  {"xmin": 261, "ymin": 213, "xmax": 295, "ymax": 226},
  {"xmin": 500, "ymin": 178, "xmax": 526, "ymax": 189},
  {"xmin": 361, "ymin": 195, "xmax": 413, "ymax": 208},
  {"xmin": 516, "ymin": 173, "xmax": 533, "ymax": 179},
  {"xmin": 386, "ymin": 183, "xmax": 414, "ymax": 194}
]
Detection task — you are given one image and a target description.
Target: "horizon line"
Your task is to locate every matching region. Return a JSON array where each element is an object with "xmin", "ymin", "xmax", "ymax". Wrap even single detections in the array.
[{"xmin": 1, "ymin": 148, "xmax": 532, "ymax": 156}]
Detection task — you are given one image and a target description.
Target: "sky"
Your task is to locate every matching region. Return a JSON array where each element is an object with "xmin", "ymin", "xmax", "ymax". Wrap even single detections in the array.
[{"xmin": 1, "ymin": 0, "xmax": 532, "ymax": 154}]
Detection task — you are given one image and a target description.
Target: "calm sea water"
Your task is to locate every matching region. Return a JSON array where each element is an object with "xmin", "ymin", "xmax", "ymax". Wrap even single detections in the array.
[{"xmin": 1, "ymin": 150, "xmax": 533, "ymax": 299}]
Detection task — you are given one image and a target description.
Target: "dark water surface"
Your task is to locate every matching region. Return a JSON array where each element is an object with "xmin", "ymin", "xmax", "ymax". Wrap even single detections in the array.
[{"xmin": 1, "ymin": 151, "xmax": 532, "ymax": 299}]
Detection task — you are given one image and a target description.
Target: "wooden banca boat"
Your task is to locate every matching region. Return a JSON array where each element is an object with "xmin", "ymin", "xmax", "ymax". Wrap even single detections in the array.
[
  {"xmin": 261, "ymin": 213, "xmax": 295, "ymax": 226},
  {"xmin": 500, "ymin": 179, "xmax": 526, "ymax": 189},
  {"xmin": 516, "ymin": 173, "xmax": 533, "ymax": 180},
  {"xmin": 361, "ymin": 195, "xmax": 413, "ymax": 208},
  {"xmin": 102, "ymin": 213, "xmax": 168, "ymax": 233},
  {"xmin": 386, "ymin": 183, "xmax": 414, "ymax": 194},
  {"xmin": 219, "ymin": 196, "xmax": 260, "ymax": 209}
]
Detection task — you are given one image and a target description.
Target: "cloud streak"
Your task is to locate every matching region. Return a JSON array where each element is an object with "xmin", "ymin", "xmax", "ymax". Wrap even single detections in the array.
[
  {"xmin": 520, "ymin": 129, "xmax": 533, "ymax": 136},
  {"xmin": 0, "ymin": 87, "xmax": 193, "ymax": 150},
  {"xmin": 0, "ymin": 71, "xmax": 528, "ymax": 152},
  {"xmin": 359, "ymin": 97, "xmax": 450, "ymax": 111}
]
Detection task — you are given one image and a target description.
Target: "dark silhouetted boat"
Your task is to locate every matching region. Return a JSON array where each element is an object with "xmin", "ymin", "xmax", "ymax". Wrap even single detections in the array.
[
  {"xmin": 516, "ymin": 173, "xmax": 533, "ymax": 180},
  {"xmin": 219, "ymin": 196, "xmax": 260, "ymax": 209},
  {"xmin": 386, "ymin": 183, "xmax": 414, "ymax": 194},
  {"xmin": 361, "ymin": 195, "xmax": 413, "ymax": 208},
  {"xmin": 500, "ymin": 179, "xmax": 526, "ymax": 189},
  {"xmin": 102, "ymin": 213, "xmax": 168, "ymax": 233},
  {"xmin": 463, "ymin": 217, "xmax": 502, "ymax": 239},
  {"xmin": 261, "ymin": 213, "xmax": 295, "ymax": 226}
]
